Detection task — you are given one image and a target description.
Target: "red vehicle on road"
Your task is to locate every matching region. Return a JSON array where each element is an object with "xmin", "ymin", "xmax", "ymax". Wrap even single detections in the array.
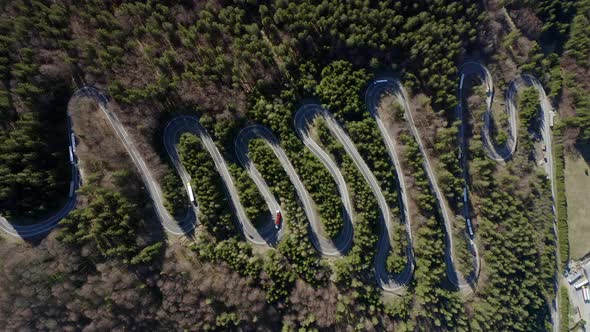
[{"xmin": 275, "ymin": 210, "xmax": 282, "ymax": 229}]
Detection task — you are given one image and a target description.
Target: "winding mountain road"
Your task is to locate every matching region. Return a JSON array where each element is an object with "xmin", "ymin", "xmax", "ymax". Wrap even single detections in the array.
[
  {"xmin": 368, "ymin": 78, "xmax": 479, "ymax": 290},
  {"xmin": 1, "ymin": 64, "xmax": 557, "ymax": 314},
  {"xmin": 293, "ymin": 111, "xmax": 354, "ymax": 255},
  {"xmin": 459, "ymin": 61, "xmax": 559, "ymax": 329},
  {"xmin": 0, "ymin": 113, "xmax": 79, "ymax": 238},
  {"xmin": 234, "ymin": 124, "xmax": 347, "ymax": 254},
  {"xmin": 458, "ymin": 63, "xmax": 557, "ymax": 232},
  {"xmin": 164, "ymin": 116, "xmax": 278, "ymax": 245},
  {"xmin": 0, "ymin": 87, "xmax": 197, "ymax": 238},
  {"xmin": 460, "ymin": 63, "xmax": 514, "ymax": 161},
  {"xmin": 295, "ymin": 104, "xmax": 413, "ymax": 291},
  {"xmin": 81, "ymin": 87, "xmax": 198, "ymax": 236}
]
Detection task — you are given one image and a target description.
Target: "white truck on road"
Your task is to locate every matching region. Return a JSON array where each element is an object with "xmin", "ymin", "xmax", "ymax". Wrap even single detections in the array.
[{"xmin": 187, "ymin": 183, "xmax": 195, "ymax": 203}]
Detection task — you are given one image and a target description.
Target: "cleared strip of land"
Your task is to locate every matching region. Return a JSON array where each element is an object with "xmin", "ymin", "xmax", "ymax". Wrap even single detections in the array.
[{"xmin": 565, "ymin": 145, "xmax": 590, "ymax": 260}]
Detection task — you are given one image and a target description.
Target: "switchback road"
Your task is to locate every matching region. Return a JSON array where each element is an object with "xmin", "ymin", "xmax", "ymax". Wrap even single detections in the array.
[
  {"xmin": 368, "ymin": 78, "xmax": 479, "ymax": 290},
  {"xmin": 165, "ymin": 116, "xmax": 278, "ymax": 245},
  {"xmin": 1, "ymin": 65, "xmax": 557, "ymax": 309},
  {"xmin": 458, "ymin": 62, "xmax": 559, "ymax": 329},
  {"xmin": 295, "ymin": 104, "xmax": 413, "ymax": 291},
  {"xmin": 0, "ymin": 87, "xmax": 197, "ymax": 238}
]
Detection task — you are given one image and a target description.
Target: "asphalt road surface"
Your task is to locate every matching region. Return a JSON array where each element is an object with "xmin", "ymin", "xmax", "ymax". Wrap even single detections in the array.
[
  {"xmin": 0, "ymin": 66, "xmax": 558, "ymax": 321},
  {"xmin": 459, "ymin": 62, "xmax": 559, "ymax": 328},
  {"xmin": 84, "ymin": 87, "xmax": 197, "ymax": 236},
  {"xmin": 368, "ymin": 78, "xmax": 478, "ymax": 290},
  {"xmin": 235, "ymin": 124, "xmax": 340, "ymax": 253},
  {"xmin": 0, "ymin": 114, "xmax": 79, "ymax": 238},
  {"xmin": 0, "ymin": 87, "xmax": 197, "ymax": 238},
  {"xmin": 295, "ymin": 104, "xmax": 413, "ymax": 292},
  {"xmin": 165, "ymin": 116, "xmax": 278, "ymax": 245},
  {"xmin": 293, "ymin": 109, "xmax": 354, "ymax": 255}
]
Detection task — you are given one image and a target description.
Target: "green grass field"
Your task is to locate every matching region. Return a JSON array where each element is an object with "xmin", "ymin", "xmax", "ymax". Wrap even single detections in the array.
[{"xmin": 565, "ymin": 144, "xmax": 590, "ymax": 260}]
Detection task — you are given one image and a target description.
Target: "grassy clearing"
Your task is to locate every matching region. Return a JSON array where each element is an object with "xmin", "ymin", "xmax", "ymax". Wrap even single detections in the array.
[
  {"xmin": 559, "ymin": 285, "xmax": 570, "ymax": 332},
  {"xmin": 564, "ymin": 143, "xmax": 590, "ymax": 260},
  {"xmin": 554, "ymin": 126, "xmax": 570, "ymax": 267}
]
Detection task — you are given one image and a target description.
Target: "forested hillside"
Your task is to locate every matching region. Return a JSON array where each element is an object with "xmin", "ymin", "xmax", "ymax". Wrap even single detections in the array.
[
  {"xmin": 0, "ymin": 0, "xmax": 582, "ymax": 330},
  {"xmin": 0, "ymin": 0, "xmax": 480, "ymax": 218}
]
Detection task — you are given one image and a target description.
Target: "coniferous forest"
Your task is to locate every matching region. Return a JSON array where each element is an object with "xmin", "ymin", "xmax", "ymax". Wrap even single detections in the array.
[{"xmin": 1, "ymin": 0, "xmax": 589, "ymax": 331}]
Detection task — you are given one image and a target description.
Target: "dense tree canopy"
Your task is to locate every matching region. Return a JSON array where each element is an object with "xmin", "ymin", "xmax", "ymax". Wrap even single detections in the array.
[
  {"xmin": 563, "ymin": 0, "xmax": 590, "ymax": 141},
  {"xmin": 0, "ymin": 0, "xmax": 572, "ymax": 330},
  {"xmin": 58, "ymin": 187, "xmax": 141, "ymax": 262},
  {"xmin": 177, "ymin": 132, "xmax": 235, "ymax": 239},
  {"xmin": 0, "ymin": 112, "xmax": 68, "ymax": 218},
  {"xmin": 464, "ymin": 81, "xmax": 556, "ymax": 331}
]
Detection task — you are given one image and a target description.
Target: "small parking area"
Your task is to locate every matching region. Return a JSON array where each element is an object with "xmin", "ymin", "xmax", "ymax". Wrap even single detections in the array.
[{"xmin": 566, "ymin": 259, "xmax": 590, "ymax": 328}]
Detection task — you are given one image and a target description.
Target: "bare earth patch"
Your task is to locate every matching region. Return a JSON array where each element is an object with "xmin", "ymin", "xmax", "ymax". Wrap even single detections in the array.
[
  {"xmin": 69, "ymin": 97, "xmax": 164, "ymax": 241},
  {"xmin": 69, "ymin": 98, "xmax": 137, "ymax": 190}
]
